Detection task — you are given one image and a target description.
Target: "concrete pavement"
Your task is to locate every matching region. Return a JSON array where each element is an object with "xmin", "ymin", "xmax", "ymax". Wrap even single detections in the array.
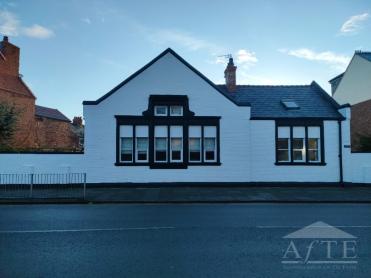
[{"xmin": 0, "ymin": 203, "xmax": 370, "ymax": 277}]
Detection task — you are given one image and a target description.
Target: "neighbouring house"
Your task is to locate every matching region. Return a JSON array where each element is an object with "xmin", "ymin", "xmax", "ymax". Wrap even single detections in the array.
[
  {"xmin": 0, "ymin": 36, "xmax": 82, "ymax": 151},
  {"xmin": 81, "ymin": 48, "xmax": 345, "ymax": 183},
  {"xmin": 0, "ymin": 36, "xmax": 36, "ymax": 149},
  {"xmin": 329, "ymin": 51, "xmax": 371, "ymax": 151}
]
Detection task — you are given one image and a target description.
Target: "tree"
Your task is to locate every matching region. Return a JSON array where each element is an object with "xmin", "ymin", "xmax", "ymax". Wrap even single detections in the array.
[{"xmin": 0, "ymin": 102, "xmax": 19, "ymax": 148}]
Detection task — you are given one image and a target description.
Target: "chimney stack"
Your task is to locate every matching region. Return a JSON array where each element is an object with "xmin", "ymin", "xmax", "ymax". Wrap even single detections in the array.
[
  {"xmin": 0, "ymin": 36, "xmax": 20, "ymax": 76},
  {"xmin": 224, "ymin": 57, "xmax": 237, "ymax": 92}
]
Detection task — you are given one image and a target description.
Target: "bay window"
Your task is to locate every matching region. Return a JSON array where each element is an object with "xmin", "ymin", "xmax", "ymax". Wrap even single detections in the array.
[{"xmin": 115, "ymin": 95, "xmax": 220, "ymax": 168}]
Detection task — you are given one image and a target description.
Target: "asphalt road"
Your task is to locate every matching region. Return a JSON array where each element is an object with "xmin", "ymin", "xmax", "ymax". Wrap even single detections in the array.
[{"xmin": 0, "ymin": 203, "xmax": 370, "ymax": 278}]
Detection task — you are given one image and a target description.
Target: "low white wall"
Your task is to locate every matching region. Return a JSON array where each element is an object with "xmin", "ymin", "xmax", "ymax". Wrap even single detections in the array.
[
  {"xmin": 0, "ymin": 154, "xmax": 85, "ymax": 174},
  {"xmin": 346, "ymin": 153, "xmax": 371, "ymax": 183}
]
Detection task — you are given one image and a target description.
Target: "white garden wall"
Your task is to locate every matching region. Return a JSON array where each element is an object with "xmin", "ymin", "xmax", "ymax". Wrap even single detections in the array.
[{"xmin": 0, "ymin": 154, "xmax": 85, "ymax": 174}]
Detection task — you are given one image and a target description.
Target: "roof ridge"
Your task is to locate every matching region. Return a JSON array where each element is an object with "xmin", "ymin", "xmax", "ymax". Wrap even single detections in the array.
[{"xmin": 217, "ymin": 84, "xmax": 311, "ymax": 87}]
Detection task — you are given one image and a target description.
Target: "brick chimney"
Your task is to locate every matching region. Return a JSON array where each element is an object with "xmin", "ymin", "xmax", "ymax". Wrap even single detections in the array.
[
  {"xmin": 72, "ymin": 116, "xmax": 83, "ymax": 127},
  {"xmin": 0, "ymin": 36, "xmax": 20, "ymax": 76},
  {"xmin": 224, "ymin": 57, "xmax": 237, "ymax": 92}
]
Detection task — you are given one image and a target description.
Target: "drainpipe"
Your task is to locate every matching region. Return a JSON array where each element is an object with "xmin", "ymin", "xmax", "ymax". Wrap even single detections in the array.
[{"xmin": 338, "ymin": 120, "xmax": 344, "ymax": 186}]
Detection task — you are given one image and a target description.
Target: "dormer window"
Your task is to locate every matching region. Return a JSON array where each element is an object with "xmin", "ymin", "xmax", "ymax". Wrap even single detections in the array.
[{"xmin": 155, "ymin": 106, "xmax": 167, "ymax": 116}]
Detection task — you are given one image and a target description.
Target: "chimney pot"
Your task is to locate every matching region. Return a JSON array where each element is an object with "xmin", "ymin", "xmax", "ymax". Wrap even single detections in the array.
[{"xmin": 3, "ymin": 36, "xmax": 8, "ymax": 42}]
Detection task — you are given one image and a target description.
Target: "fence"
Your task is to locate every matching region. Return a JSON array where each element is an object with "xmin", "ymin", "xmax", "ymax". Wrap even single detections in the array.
[{"xmin": 0, "ymin": 173, "xmax": 86, "ymax": 199}]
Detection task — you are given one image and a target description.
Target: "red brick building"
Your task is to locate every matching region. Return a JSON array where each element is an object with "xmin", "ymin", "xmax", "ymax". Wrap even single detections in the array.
[{"xmin": 0, "ymin": 36, "xmax": 82, "ymax": 151}]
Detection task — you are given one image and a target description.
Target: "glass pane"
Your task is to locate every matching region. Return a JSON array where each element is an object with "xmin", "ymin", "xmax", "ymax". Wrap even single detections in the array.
[
  {"xmin": 121, "ymin": 153, "xmax": 132, "ymax": 162},
  {"xmin": 277, "ymin": 138, "xmax": 288, "ymax": 149},
  {"xmin": 293, "ymin": 138, "xmax": 304, "ymax": 149},
  {"xmin": 293, "ymin": 150, "xmax": 303, "ymax": 161},
  {"xmin": 137, "ymin": 138, "xmax": 148, "ymax": 151},
  {"xmin": 155, "ymin": 106, "xmax": 167, "ymax": 115},
  {"xmin": 204, "ymin": 138, "xmax": 215, "ymax": 151},
  {"xmin": 171, "ymin": 138, "xmax": 182, "ymax": 151},
  {"xmin": 189, "ymin": 138, "xmax": 200, "ymax": 151},
  {"xmin": 277, "ymin": 150, "xmax": 289, "ymax": 162},
  {"xmin": 137, "ymin": 151, "xmax": 147, "ymax": 161},
  {"xmin": 121, "ymin": 138, "xmax": 132, "ymax": 151},
  {"xmin": 170, "ymin": 106, "xmax": 182, "ymax": 115},
  {"xmin": 172, "ymin": 151, "xmax": 181, "ymax": 160},
  {"xmin": 308, "ymin": 138, "xmax": 318, "ymax": 149},
  {"xmin": 155, "ymin": 151, "xmax": 167, "ymax": 161},
  {"xmin": 155, "ymin": 138, "xmax": 167, "ymax": 150},
  {"xmin": 190, "ymin": 151, "xmax": 201, "ymax": 161},
  {"xmin": 205, "ymin": 151, "xmax": 215, "ymax": 161},
  {"xmin": 308, "ymin": 150, "xmax": 319, "ymax": 162}
]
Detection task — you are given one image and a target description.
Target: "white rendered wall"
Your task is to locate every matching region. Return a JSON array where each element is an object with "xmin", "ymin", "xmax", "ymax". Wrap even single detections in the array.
[
  {"xmin": 83, "ymin": 52, "xmax": 252, "ymax": 183},
  {"xmin": 249, "ymin": 120, "xmax": 341, "ymax": 182}
]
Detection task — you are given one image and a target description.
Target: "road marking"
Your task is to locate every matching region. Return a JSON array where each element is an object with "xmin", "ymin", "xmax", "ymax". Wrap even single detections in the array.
[
  {"xmin": 0, "ymin": 226, "xmax": 176, "ymax": 234},
  {"xmin": 258, "ymin": 225, "xmax": 371, "ymax": 229}
]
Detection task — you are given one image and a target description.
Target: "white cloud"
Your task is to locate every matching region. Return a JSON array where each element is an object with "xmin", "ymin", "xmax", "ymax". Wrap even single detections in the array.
[
  {"xmin": 279, "ymin": 48, "xmax": 350, "ymax": 70},
  {"xmin": 0, "ymin": 10, "xmax": 54, "ymax": 39},
  {"xmin": 0, "ymin": 10, "xmax": 19, "ymax": 36},
  {"xmin": 148, "ymin": 29, "xmax": 223, "ymax": 54},
  {"xmin": 340, "ymin": 13, "xmax": 369, "ymax": 34},
  {"xmin": 22, "ymin": 24, "xmax": 54, "ymax": 39},
  {"xmin": 81, "ymin": 17, "xmax": 91, "ymax": 24},
  {"xmin": 236, "ymin": 49, "xmax": 258, "ymax": 69}
]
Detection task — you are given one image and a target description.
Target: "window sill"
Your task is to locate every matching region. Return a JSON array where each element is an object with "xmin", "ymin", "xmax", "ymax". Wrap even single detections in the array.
[
  {"xmin": 275, "ymin": 162, "xmax": 326, "ymax": 166},
  {"xmin": 115, "ymin": 162, "xmax": 221, "ymax": 168}
]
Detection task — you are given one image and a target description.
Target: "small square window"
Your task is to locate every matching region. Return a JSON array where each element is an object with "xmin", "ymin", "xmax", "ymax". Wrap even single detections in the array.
[
  {"xmin": 155, "ymin": 106, "xmax": 167, "ymax": 116},
  {"xmin": 170, "ymin": 106, "xmax": 183, "ymax": 116}
]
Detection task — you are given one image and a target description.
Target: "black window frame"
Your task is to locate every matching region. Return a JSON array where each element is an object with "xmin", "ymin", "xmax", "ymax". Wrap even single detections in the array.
[
  {"xmin": 275, "ymin": 119, "xmax": 326, "ymax": 166},
  {"xmin": 115, "ymin": 95, "xmax": 221, "ymax": 169}
]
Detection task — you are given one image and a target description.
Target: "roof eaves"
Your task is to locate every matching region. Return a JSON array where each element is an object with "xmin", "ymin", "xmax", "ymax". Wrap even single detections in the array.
[
  {"xmin": 310, "ymin": 81, "xmax": 343, "ymax": 119},
  {"xmin": 328, "ymin": 72, "xmax": 344, "ymax": 83}
]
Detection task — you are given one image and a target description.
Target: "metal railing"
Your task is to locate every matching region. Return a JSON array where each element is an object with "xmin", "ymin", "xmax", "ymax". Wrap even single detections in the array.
[{"xmin": 0, "ymin": 173, "xmax": 86, "ymax": 199}]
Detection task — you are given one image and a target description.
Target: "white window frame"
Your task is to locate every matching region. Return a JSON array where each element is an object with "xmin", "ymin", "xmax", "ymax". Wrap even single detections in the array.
[
  {"xmin": 189, "ymin": 137, "xmax": 201, "ymax": 162},
  {"xmin": 277, "ymin": 126, "xmax": 291, "ymax": 162},
  {"xmin": 308, "ymin": 126, "xmax": 321, "ymax": 163},
  {"xmin": 154, "ymin": 105, "xmax": 168, "ymax": 116},
  {"xmin": 154, "ymin": 137, "xmax": 167, "ymax": 162},
  {"xmin": 204, "ymin": 137, "xmax": 216, "ymax": 162},
  {"xmin": 170, "ymin": 137, "xmax": 183, "ymax": 162},
  {"xmin": 136, "ymin": 137, "xmax": 149, "ymax": 162},
  {"xmin": 170, "ymin": 106, "xmax": 183, "ymax": 116},
  {"xmin": 203, "ymin": 126, "xmax": 217, "ymax": 162},
  {"xmin": 120, "ymin": 137, "xmax": 133, "ymax": 162},
  {"xmin": 292, "ymin": 127, "xmax": 306, "ymax": 163}
]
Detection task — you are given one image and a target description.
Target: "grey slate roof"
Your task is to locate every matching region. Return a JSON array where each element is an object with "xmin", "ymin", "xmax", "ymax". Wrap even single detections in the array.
[
  {"xmin": 217, "ymin": 81, "xmax": 343, "ymax": 119},
  {"xmin": 35, "ymin": 105, "xmax": 70, "ymax": 122},
  {"xmin": 329, "ymin": 72, "xmax": 344, "ymax": 95},
  {"xmin": 357, "ymin": 52, "xmax": 371, "ymax": 62}
]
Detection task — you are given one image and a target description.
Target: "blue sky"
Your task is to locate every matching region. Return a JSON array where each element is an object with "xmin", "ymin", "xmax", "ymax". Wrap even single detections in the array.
[{"xmin": 0, "ymin": 0, "xmax": 370, "ymax": 119}]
